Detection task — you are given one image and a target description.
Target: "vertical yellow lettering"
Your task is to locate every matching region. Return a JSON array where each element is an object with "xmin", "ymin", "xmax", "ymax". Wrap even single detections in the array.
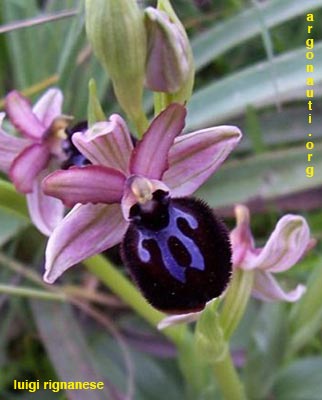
[
  {"xmin": 306, "ymin": 77, "xmax": 314, "ymax": 86},
  {"xmin": 306, "ymin": 14, "xmax": 314, "ymax": 22},
  {"xmin": 306, "ymin": 64, "xmax": 314, "ymax": 73}
]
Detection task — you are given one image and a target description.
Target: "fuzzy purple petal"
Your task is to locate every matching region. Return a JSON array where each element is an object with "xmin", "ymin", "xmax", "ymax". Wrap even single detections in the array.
[
  {"xmin": 5, "ymin": 91, "xmax": 45, "ymax": 140},
  {"xmin": 130, "ymin": 103, "xmax": 186, "ymax": 179},
  {"xmin": 163, "ymin": 125, "xmax": 242, "ymax": 196},
  {"xmin": 252, "ymin": 270, "xmax": 306, "ymax": 302},
  {"xmin": 0, "ymin": 113, "xmax": 31, "ymax": 173},
  {"xmin": 246, "ymin": 215, "xmax": 311, "ymax": 273},
  {"xmin": 26, "ymin": 169, "xmax": 65, "ymax": 236},
  {"xmin": 9, "ymin": 143, "xmax": 50, "ymax": 193},
  {"xmin": 44, "ymin": 203, "xmax": 128, "ymax": 283},
  {"xmin": 72, "ymin": 114, "xmax": 133, "ymax": 173},
  {"xmin": 32, "ymin": 88, "xmax": 63, "ymax": 128},
  {"xmin": 42, "ymin": 165, "xmax": 126, "ymax": 208}
]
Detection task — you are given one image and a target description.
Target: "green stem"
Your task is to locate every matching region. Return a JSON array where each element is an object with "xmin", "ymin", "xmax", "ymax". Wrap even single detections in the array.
[
  {"xmin": 0, "ymin": 284, "xmax": 66, "ymax": 301},
  {"xmin": 153, "ymin": 92, "xmax": 164, "ymax": 116},
  {"xmin": 153, "ymin": 92, "xmax": 174, "ymax": 116},
  {"xmin": 220, "ymin": 269, "xmax": 254, "ymax": 340},
  {"xmin": 84, "ymin": 254, "xmax": 186, "ymax": 346},
  {"xmin": 213, "ymin": 349, "xmax": 247, "ymax": 400},
  {"xmin": 132, "ymin": 108, "xmax": 149, "ymax": 139}
]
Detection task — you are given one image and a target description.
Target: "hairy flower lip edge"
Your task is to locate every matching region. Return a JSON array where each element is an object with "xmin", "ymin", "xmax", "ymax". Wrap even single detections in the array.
[{"xmin": 157, "ymin": 206, "xmax": 314, "ymax": 328}]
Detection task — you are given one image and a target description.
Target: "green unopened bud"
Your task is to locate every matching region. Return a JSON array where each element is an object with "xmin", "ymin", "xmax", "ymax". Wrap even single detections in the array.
[
  {"xmin": 195, "ymin": 300, "xmax": 228, "ymax": 364},
  {"xmin": 145, "ymin": 8, "xmax": 190, "ymax": 93},
  {"xmin": 85, "ymin": 0, "xmax": 148, "ymax": 133}
]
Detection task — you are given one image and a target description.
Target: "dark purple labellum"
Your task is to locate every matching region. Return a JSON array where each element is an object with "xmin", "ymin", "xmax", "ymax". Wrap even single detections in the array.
[
  {"xmin": 61, "ymin": 121, "xmax": 90, "ymax": 169},
  {"xmin": 121, "ymin": 190, "xmax": 232, "ymax": 314}
]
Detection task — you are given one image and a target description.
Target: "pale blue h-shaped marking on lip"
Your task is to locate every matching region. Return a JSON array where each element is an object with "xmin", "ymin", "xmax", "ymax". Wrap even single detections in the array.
[{"xmin": 137, "ymin": 206, "xmax": 205, "ymax": 283}]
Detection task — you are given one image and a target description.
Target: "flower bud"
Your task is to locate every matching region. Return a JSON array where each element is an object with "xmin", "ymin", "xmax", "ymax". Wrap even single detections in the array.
[
  {"xmin": 145, "ymin": 8, "xmax": 190, "ymax": 93},
  {"xmin": 85, "ymin": 0, "xmax": 147, "ymax": 127},
  {"xmin": 147, "ymin": 0, "xmax": 194, "ymax": 104},
  {"xmin": 195, "ymin": 300, "xmax": 228, "ymax": 363}
]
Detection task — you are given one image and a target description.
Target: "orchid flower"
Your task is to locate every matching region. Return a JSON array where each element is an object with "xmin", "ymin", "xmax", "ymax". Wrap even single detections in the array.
[
  {"xmin": 42, "ymin": 103, "xmax": 242, "ymax": 284},
  {"xmin": 158, "ymin": 204, "xmax": 313, "ymax": 328},
  {"xmin": 0, "ymin": 89, "xmax": 66, "ymax": 235},
  {"xmin": 230, "ymin": 204, "xmax": 312, "ymax": 302}
]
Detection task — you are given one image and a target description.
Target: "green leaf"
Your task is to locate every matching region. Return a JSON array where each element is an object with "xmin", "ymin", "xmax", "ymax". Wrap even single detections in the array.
[
  {"xmin": 0, "ymin": 208, "xmax": 28, "ymax": 245},
  {"xmin": 90, "ymin": 328, "xmax": 184, "ymax": 400},
  {"xmin": 187, "ymin": 42, "xmax": 322, "ymax": 129},
  {"xmin": 272, "ymin": 357, "xmax": 322, "ymax": 400},
  {"xmin": 191, "ymin": 0, "xmax": 322, "ymax": 70},
  {"xmin": 197, "ymin": 143, "xmax": 322, "ymax": 208},
  {"xmin": 244, "ymin": 303, "xmax": 288, "ymax": 399},
  {"xmin": 236, "ymin": 105, "xmax": 322, "ymax": 152},
  {"xmin": 245, "ymin": 106, "xmax": 266, "ymax": 154},
  {"xmin": 0, "ymin": 179, "xmax": 29, "ymax": 219},
  {"xmin": 289, "ymin": 259, "xmax": 322, "ymax": 354},
  {"xmin": 57, "ymin": 2, "xmax": 85, "ymax": 86},
  {"xmin": 2, "ymin": 0, "xmax": 76, "ymax": 89},
  {"xmin": 1, "ymin": 0, "xmax": 40, "ymax": 88}
]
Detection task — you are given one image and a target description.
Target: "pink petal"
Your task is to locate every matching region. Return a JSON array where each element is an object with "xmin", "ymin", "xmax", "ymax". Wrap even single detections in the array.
[
  {"xmin": 157, "ymin": 299, "xmax": 215, "ymax": 329},
  {"xmin": 42, "ymin": 165, "xmax": 126, "ymax": 208},
  {"xmin": 5, "ymin": 91, "xmax": 45, "ymax": 140},
  {"xmin": 121, "ymin": 175, "xmax": 170, "ymax": 220},
  {"xmin": 32, "ymin": 88, "xmax": 63, "ymax": 128},
  {"xmin": 247, "ymin": 215, "xmax": 311, "ymax": 273},
  {"xmin": 130, "ymin": 103, "xmax": 186, "ymax": 179},
  {"xmin": 44, "ymin": 203, "xmax": 128, "ymax": 283},
  {"xmin": 230, "ymin": 204, "xmax": 255, "ymax": 267},
  {"xmin": 163, "ymin": 125, "xmax": 242, "ymax": 196},
  {"xmin": 158, "ymin": 311, "xmax": 200, "ymax": 330},
  {"xmin": 9, "ymin": 143, "xmax": 50, "ymax": 193},
  {"xmin": 0, "ymin": 113, "xmax": 30, "ymax": 173},
  {"xmin": 26, "ymin": 169, "xmax": 65, "ymax": 236},
  {"xmin": 72, "ymin": 114, "xmax": 133, "ymax": 174},
  {"xmin": 252, "ymin": 270, "xmax": 306, "ymax": 302}
]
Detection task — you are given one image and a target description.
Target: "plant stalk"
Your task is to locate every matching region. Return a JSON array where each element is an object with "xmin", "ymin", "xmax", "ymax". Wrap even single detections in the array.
[{"xmin": 213, "ymin": 349, "xmax": 247, "ymax": 400}]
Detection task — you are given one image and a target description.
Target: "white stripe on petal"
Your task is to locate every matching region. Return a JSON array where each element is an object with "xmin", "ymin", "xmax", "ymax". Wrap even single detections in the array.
[{"xmin": 44, "ymin": 203, "xmax": 127, "ymax": 284}]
